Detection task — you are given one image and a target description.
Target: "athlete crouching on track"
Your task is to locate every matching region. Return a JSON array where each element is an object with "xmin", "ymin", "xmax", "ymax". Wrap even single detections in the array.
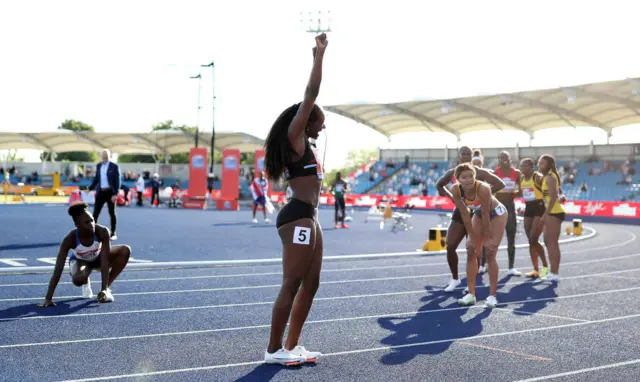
[
  {"xmin": 262, "ymin": 33, "xmax": 328, "ymax": 366},
  {"xmin": 37, "ymin": 201, "xmax": 131, "ymax": 307},
  {"xmin": 436, "ymin": 146, "xmax": 505, "ymax": 293},
  {"xmin": 452, "ymin": 163, "xmax": 508, "ymax": 308}
]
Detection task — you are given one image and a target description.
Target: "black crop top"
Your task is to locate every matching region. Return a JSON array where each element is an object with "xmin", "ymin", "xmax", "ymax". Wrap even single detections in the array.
[{"xmin": 284, "ymin": 140, "xmax": 324, "ymax": 181}]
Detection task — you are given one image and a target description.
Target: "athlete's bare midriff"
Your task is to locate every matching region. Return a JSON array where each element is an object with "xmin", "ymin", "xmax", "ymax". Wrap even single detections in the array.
[{"xmin": 288, "ymin": 176, "xmax": 322, "ymax": 207}]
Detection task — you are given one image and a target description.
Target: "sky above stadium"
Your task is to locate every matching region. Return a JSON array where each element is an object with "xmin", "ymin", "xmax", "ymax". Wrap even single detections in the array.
[{"xmin": 1, "ymin": 0, "xmax": 639, "ymax": 169}]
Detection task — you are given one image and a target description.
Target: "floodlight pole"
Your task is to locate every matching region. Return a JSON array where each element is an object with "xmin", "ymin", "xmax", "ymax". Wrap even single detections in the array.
[
  {"xmin": 300, "ymin": 10, "xmax": 332, "ymax": 33},
  {"xmin": 189, "ymin": 73, "xmax": 202, "ymax": 148},
  {"xmin": 201, "ymin": 61, "xmax": 215, "ymax": 174}
]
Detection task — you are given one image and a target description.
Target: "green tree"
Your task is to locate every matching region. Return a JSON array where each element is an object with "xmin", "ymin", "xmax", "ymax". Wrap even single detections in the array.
[
  {"xmin": 40, "ymin": 119, "xmax": 98, "ymax": 162},
  {"xmin": 323, "ymin": 148, "xmax": 377, "ymax": 186},
  {"xmin": 1, "ymin": 149, "xmax": 24, "ymax": 162},
  {"xmin": 240, "ymin": 152, "xmax": 255, "ymax": 166},
  {"xmin": 119, "ymin": 120, "xmax": 222, "ymax": 165}
]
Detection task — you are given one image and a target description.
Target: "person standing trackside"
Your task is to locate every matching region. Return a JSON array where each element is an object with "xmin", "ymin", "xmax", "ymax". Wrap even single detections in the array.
[
  {"xmin": 89, "ymin": 149, "xmax": 121, "ymax": 240},
  {"xmin": 135, "ymin": 173, "xmax": 145, "ymax": 206},
  {"xmin": 494, "ymin": 151, "xmax": 522, "ymax": 276}
]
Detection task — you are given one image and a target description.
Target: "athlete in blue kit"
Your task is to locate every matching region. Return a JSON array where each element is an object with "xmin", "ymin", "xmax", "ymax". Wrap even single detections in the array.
[{"xmin": 38, "ymin": 201, "xmax": 131, "ymax": 307}]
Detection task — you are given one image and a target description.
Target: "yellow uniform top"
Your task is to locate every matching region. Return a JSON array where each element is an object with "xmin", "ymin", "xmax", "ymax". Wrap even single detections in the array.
[
  {"xmin": 519, "ymin": 174, "xmax": 543, "ymax": 202},
  {"xmin": 541, "ymin": 172, "xmax": 565, "ymax": 214}
]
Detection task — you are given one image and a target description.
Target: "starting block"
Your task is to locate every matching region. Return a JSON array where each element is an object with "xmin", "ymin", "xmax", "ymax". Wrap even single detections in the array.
[
  {"xmin": 423, "ymin": 227, "xmax": 447, "ymax": 251},
  {"xmin": 572, "ymin": 218, "xmax": 583, "ymax": 236}
]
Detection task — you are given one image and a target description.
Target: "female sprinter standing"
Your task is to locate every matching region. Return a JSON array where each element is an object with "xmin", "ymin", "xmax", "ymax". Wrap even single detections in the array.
[
  {"xmin": 262, "ymin": 33, "xmax": 327, "ymax": 366},
  {"xmin": 436, "ymin": 147, "xmax": 505, "ymax": 292},
  {"xmin": 538, "ymin": 154, "xmax": 565, "ymax": 282},
  {"xmin": 518, "ymin": 158, "xmax": 549, "ymax": 278},
  {"xmin": 452, "ymin": 163, "xmax": 508, "ymax": 308},
  {"xmin": 495, "ymin": 151, "xmax": 522, "ymax": 276}
]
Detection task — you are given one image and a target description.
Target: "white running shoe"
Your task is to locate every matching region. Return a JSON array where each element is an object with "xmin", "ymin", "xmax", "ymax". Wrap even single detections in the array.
[
  {"xmin": 252, "ymin": 218, "xmax": 258, "ymax": 224},
  {"xmin": 508, "ymin": 268, "xmax": 522, "ymax": 276},
  {"xmin": 97, "ymin": 288, "xmax": 114, "ymax": 303},
  {"xmin": 81, "ymin": 280, "xmax": 93, "ymax": 299},
  {"xmin": 444, "ymin": 279, "xmax": 461, "ymax": 292},
  {"xmin": 264, "ymin": 349, "xmax": 306, "ymax": 366},
  {"xmin": 265, "ymin": 218, "xmax": 271, "ymax": 224},
  {"xmin": 541, "ymin": 273, "xmax": 560, "ymax": 282},
  {"xmin": 290, "ymin": 345, "xmax": 322, "ymax": 362},
  {"xmin": 458, "ymin": 293, "xmax": 476, "ymax": 306},
  {"xmin": 485, "ymin": 295, "xmax": 498, "ymax": 308},
  {"xmin": 478, "ymin": 266, "xmax": 486, "ymax": 274}
]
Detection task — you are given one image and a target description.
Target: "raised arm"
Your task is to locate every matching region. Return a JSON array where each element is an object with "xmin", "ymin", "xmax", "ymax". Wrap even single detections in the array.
[
  {"xmin": 288, "ymin": 33, "xmax": 328, "ymax": 154},
  {"xmin": 476, "ymin": 167, "xmax": 505, "ymax": 194},
  {"xmin": 38, "ymin": 234, "xmax": 73, "ymax": 307},
  {"xmin": 436, "ymin": 169, "xmax": 455, "ymax": 200}
]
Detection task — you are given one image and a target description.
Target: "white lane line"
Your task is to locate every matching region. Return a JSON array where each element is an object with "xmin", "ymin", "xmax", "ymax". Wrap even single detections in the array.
[
  {"xmin": 0, "ymin": 224, "xmax": 604, "ymax": 274},
  {"xmin": 594, "ymin": 274, "xmax": 640, "ymax": 281},
  {"xmin": 1, "ymin": 228, "xmax": 634, "ymax": 287},
  {"xmin": 2, "ymin": 277, "xmax": 638, "ymax": 345},
  {"xmin": 458, "ymin": 341, "xmax": 553, "ymax": 361},
  {"xmin": 58, "ymin": 312, "xmax": 640, "ymax": 382},
  {"xmin": 3, "ymin": 251, "xmax": 640, "ymax": 303},
  {"xmin": 0, "ymin": 270, "xmax": 640, "ymax": 332},
  {"xmin": 3, "ymin": 265, "xmax": 640, "ymax": 317},
  {"xmin": 514, "ymin": 358, "xmax": 640, "ymax": 381},
  {"xmin": 493, "ymin": 307, "xmax": 589, "ymax": 323}
]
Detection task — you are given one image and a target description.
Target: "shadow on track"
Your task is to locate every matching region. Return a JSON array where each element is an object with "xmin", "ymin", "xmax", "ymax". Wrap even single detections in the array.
[{"xmin": 0, "ymin": 299, "xmax": 99, "ymax": 322}]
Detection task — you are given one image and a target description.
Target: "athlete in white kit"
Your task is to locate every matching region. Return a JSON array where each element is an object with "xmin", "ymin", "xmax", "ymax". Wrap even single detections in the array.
[
  {"xmin": 251, "ymin": 171, "xmax": 271, "ymax": 224},
  {"xmin": 38, "ymin": 201, "xmax": 131, "ymax": 307}
]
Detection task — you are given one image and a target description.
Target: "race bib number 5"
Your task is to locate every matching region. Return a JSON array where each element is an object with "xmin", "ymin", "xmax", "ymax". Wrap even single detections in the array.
[{"xmin": 293, "ymin": 226, "xmax": 311, "ymax": 245}]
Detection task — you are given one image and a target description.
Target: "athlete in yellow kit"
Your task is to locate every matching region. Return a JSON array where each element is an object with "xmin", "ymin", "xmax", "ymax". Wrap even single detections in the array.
[
  {"xmin": 518, "ymin": 158, "xmax": 549, "ymax": 278},
  {"xmin": 538, "ymin": 154, "xmax": 565, "ymax": 282}
]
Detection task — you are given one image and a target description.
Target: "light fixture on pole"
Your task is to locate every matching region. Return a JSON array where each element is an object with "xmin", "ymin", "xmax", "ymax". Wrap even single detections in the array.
[
  {"xmin": 189, "ymin": 73, "xmax": 202, "ymax": 148},
  {"xmin": 300, "ymin": 10, "xmax": 332, "ymax": 33},
  {"xmin": 201, "ymin": 61, "xmax": 215, "ymax": 175}
]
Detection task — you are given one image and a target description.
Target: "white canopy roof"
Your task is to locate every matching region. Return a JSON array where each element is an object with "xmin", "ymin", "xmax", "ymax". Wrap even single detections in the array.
[
  {"xmin": 0, "ymin": 130, "xmax": 264, "ymax": 154},
  {"xmin": 324, "ymin": 77, "xmax": 640, "ymax": 138}
]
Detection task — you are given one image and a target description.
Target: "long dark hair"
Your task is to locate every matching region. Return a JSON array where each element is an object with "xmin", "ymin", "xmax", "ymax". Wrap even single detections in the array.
[
  {"xmin": 264, "ymin": 103, "xmax": 320, "ymax": 182},
  {"xmin": 539, "ymin": 154, "xmax": 560, "ymax": 181}
]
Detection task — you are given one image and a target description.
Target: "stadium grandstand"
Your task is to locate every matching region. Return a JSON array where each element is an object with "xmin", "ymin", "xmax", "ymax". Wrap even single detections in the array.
[{"xmin": 327, "ymin": 78, "xmax": 640, "ymax": 203}]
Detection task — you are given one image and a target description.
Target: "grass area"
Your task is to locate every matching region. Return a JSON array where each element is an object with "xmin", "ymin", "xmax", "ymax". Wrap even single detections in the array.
[{"xmin": 0, "ymin": 195, "xmax": 69, "ymax": 204}]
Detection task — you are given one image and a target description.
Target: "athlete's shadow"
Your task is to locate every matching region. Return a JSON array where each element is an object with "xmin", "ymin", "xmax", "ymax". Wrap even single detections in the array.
[
  {"xmin": 498, "ymin": 279, "xmax": 558, "ymax": 317},
  {"xmin": 0, "ymin": 242, "xmax": 59, "ymax": 251},
  {"xmin": 235, "ymin": 360, "xmax": 309, "ymax": 381},
  {"xmin": 0, "ymin": 299, "xmax": 98, "ymax": 322},
  {"xmin": 377, "ymin": 291, "xmax": 492, "ymax": 365}
]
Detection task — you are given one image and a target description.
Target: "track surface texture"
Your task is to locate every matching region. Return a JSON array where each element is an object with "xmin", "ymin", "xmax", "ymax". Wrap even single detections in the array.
[{"xmin": 0, "ymin": 204, "xmax": 638, "ymax": 382}]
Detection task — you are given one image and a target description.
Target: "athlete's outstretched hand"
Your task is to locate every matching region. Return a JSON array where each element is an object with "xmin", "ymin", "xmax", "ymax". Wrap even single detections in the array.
[{"xmin": 37, "ymin": 299, "xmax": 56, "ymax": 308}]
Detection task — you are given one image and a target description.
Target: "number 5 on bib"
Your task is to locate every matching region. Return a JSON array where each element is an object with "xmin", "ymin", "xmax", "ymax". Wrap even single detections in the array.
[{"xmin": 293, "ymin": 226, "xmax": 311, "ymax": 245}]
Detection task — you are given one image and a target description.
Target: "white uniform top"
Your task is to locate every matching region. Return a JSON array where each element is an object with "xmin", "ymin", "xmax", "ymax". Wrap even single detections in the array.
[{"xmin": 68, "ymin": 230, "xmax": 102, "ymax": 262}]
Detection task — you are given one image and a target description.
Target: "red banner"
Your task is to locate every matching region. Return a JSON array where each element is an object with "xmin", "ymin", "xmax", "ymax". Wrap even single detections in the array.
[
  {"xmin": 268, "ymin": 192, "xmax": 640, "ymax": 219},
  {"xmin": 217, "ymin": 149, "xmax": 240, "ymax": 210},
  {"xmin": 188, "ymin": 147, "xmax": 208, "ymax": 198}
]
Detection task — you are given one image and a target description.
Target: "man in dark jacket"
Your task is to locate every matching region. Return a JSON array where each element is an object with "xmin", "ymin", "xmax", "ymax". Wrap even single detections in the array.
[{"xmin": 89, "ymin": 149, "xmax": 121, "ymax": 240}]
